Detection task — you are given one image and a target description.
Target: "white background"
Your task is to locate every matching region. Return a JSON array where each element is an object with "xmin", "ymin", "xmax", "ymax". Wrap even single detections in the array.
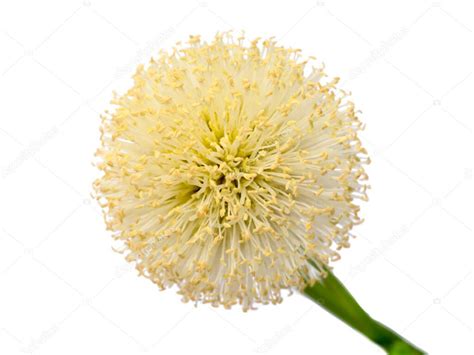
[{"xmin": 0, "ymin": 0, "xmax": 473, "ymax": 354}]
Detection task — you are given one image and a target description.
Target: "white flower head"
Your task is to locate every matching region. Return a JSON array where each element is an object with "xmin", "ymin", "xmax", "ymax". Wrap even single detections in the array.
[{"xmin": 94, "ymin": 32, "xmax": 369, "ymax": 310}]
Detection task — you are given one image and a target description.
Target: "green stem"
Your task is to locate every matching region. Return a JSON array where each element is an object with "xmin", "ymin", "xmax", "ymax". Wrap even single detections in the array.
[{"xmin": 303, "ymin": 268, "xmax": 426, "ymax": 354}]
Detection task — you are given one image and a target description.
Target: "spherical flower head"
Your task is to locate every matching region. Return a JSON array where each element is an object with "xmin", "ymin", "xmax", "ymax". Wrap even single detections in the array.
[{"xmin": 93, "ymin": 32, "xmax": 369, "ymax": 311}]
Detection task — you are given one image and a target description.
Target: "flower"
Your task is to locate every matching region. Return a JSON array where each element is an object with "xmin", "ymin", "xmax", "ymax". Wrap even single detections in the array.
[{"xmin": 93, "ymin": 32, "xmax": 369, "ymax": 310}]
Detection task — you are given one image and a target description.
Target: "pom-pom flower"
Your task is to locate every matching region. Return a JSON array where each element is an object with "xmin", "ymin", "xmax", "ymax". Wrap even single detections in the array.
[{"xmin": 93, "ymin": 32, "xmax": 369, "ymax": 310}]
